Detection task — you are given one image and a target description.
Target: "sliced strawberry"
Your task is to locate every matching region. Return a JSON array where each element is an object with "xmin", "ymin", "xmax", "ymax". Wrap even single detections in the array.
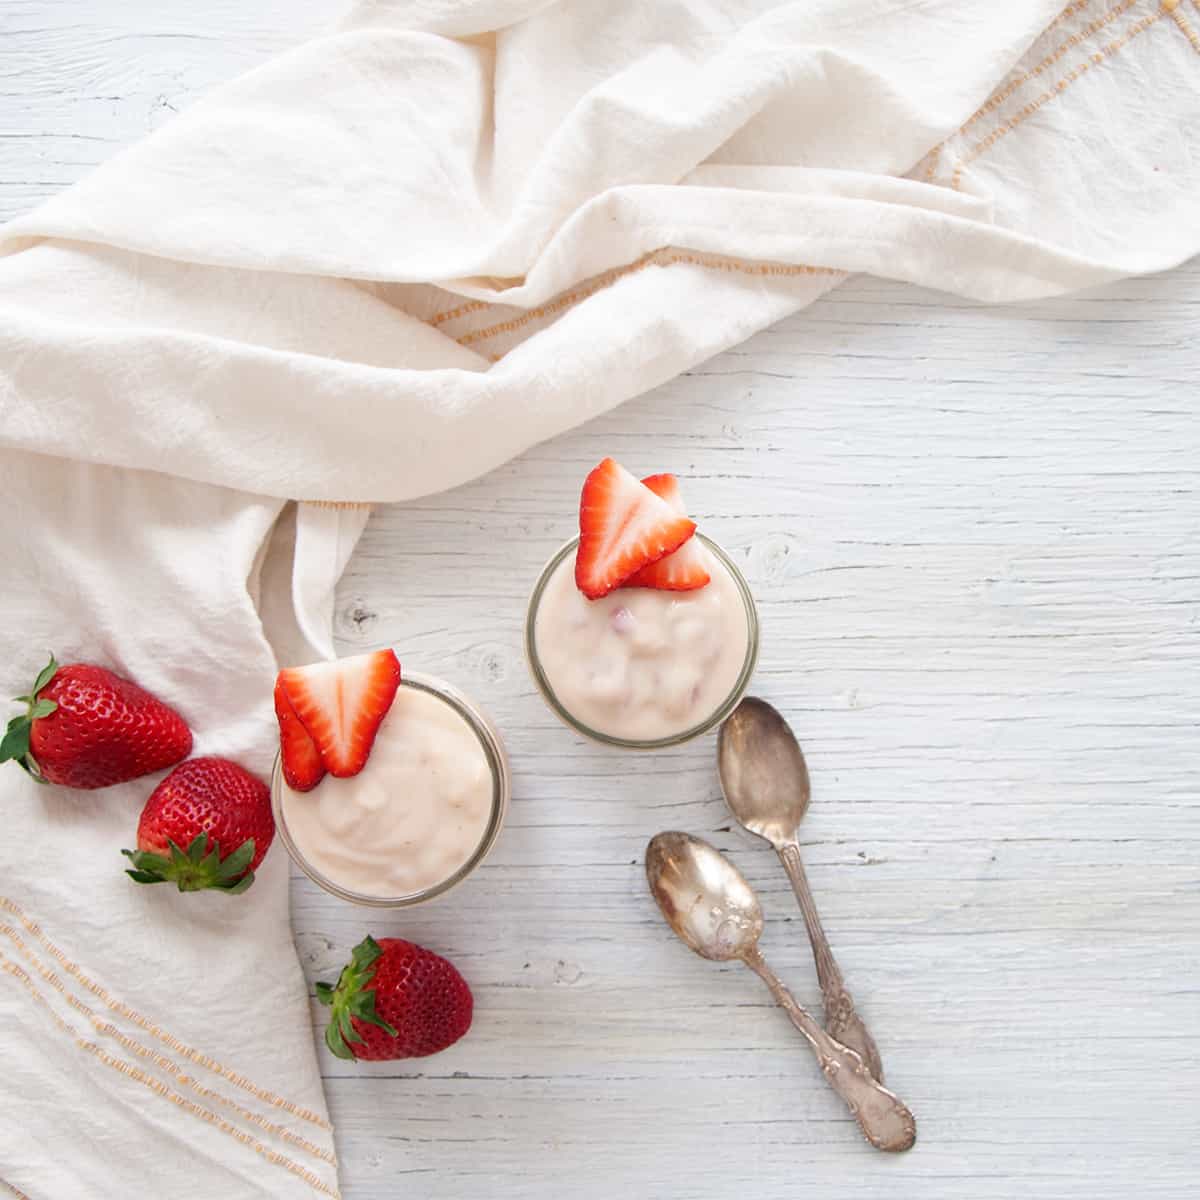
[
  {"xmin": 625, "ymin": 538, "xmax": 713, "ymax": 591},
  {"xmin": 574, "ymin": 458, "xmax": 696, "ymax": 600},
  {"xmin": 623, "ymin": 473, "xmax": 712, "ymax": 591},
  {"xmin": 277, "ymin": 650, "xmax": 401, "ymax": 779},
  {"xmin": 638, "ymin": 473, "xmax": 686, "ymax": 511},
  {"xmin": 274, "ymin": 677, "xmax": 325, "ymax": 791}
]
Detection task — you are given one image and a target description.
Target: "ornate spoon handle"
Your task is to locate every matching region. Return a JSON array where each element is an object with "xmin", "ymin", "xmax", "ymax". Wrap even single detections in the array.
[
  {"xmin": 742, "ymin": 948, "xmax": 916, "ymax": 1152},
  {"xmin": 777, "ymin": 839, "xmax": 884, "ymax": 1082}
]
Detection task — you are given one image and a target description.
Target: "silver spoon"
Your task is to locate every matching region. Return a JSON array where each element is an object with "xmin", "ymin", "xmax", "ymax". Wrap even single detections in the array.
[
  {"xmin": 646, "ymin": 832, "xmax": 916, "ymax": 1152},
  {"xmin": 718, "ymin": 696, "xmax": 884, "ymax": 1081}
]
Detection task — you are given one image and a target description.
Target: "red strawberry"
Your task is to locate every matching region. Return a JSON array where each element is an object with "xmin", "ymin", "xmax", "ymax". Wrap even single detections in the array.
[
  {"xmin": 121, "ymin": 757, "xmax": 274, "ymax": 895},
  {"xmin": 574, "ymin": 458, "xmax": 696, "ymax": 599},
  {"xmin": 1, "ymin": 655, "xmax": 192, "ymax": 790},
  {"xmin": 274, "ymin": 678, "xmax": 325, "ymax": 792},
  {"xmin": 622, "ymin": 474, "xmax": 712, "ymax": 591},
  {"xmin": 317, "ymin": 935, "xmax": 473, "ymax": 1061},
  {"xmin": 276, "ymin": 649, "xmax": 401, "ymax": 779}
]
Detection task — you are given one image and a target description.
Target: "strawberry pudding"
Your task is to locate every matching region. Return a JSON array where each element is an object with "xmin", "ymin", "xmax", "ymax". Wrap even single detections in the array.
[
  {"xmin": 271, "ymin": 652, "xmax": 508, "ymax": 904},
  {"xmin": 526, "ymin": 460, "xmax": 758, "ymax": 747}
]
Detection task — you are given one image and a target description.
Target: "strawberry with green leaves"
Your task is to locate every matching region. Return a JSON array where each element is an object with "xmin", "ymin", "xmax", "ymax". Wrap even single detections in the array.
[
  {"xmin": 122, "ymin": 757, "xmax": 274, "ymax": 895},
  {"xmin": 2, "ymin": 655, "xmax": 191, "ymax": 789},
  {"xmin": 318, "ymin": 936, "xmax": 473, "ymax": 1060}
]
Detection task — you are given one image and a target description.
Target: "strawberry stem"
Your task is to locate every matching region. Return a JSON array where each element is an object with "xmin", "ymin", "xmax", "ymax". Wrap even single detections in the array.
[
  {"xmin": 122, "ymin": 832, "xmax": 257, "ymax": 894},
  {"xmin": 317, "ymin": 935, "xmax": 398, "ymax": 1060},
  {"xmin": 0, "ymin": 654, "xmax": 58, "ymax": 782}
]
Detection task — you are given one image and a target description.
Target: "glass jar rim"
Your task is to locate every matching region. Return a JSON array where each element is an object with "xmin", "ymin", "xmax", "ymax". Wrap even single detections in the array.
[
  {"xmin": 270, "ymin": 670, "xmax": 510, "ymax": 907},
  {"xmin": 525, "ymin": 533, "xmax": 760, "ymax": 750}
]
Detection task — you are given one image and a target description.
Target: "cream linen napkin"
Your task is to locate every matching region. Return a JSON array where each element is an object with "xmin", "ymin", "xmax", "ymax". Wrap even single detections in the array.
[{"xmin": 1, "ymin": 1, "xmax": 1197, "ymax": 1195}]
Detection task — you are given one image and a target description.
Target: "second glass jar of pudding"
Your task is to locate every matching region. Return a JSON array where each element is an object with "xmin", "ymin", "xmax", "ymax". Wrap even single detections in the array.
[
  {"xmin": 272, "ymin": 671, "xmax": 510, "ymax": 907},
  {"xmin": 525, "ymin": 533, "xmax": 759, "ymax": 749}
]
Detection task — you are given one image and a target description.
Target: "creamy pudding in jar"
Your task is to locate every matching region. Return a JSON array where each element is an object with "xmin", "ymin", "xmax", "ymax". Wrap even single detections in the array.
[
  {"xmin": 273, "ymin": 673, "xmax": 508, "ymax": 904},
  {"xmin": 525, "ymin": 459, "xmax": 758, "ymax": 747},
  {"xmin": 531, "ymin": 536, "xmax": 755, "ymax": 744}
]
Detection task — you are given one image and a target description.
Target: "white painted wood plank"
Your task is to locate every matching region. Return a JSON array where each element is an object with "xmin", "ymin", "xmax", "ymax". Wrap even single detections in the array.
[
  {"xmin": 5, "ymin": 4, "xmax": 1199, "ymax": 1199},
  {"xmin": 0, "ymin": 0, "xmax": 330, "ymax": 221}
]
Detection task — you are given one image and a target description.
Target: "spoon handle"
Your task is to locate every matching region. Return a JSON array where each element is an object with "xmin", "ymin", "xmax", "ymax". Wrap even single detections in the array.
[
  {"xmin": 743, "ymin": 949, "xmax": 916, "ymax": 1153},
  {"xmin": 777, "ymin": 840, "xmax": 884, "ymax": 1082}
]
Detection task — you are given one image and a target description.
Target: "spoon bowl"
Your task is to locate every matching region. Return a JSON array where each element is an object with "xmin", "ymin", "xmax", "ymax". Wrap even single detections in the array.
[
  {"xmin": 646, "ymin": 831, "xmax": 764, "ymax": 961},
  {"xmin": 718, "ymin": 695, "xmax": 810, "ymax": 844}
]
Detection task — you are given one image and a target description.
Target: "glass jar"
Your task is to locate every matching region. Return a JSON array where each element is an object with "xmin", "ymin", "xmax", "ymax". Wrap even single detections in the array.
[
  {"xmin": 525, "ymin": 534, "xmax": 759, "ymax": 749},
  {"xmin": 271, "ymin": 671, "xmax": 510, "ymax": 907}
]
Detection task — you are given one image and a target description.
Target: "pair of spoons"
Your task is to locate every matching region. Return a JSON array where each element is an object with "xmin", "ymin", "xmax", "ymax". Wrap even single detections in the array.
[{"xmin": 645, "ymin": 697, "xmax": 916, "ymax": 1152}]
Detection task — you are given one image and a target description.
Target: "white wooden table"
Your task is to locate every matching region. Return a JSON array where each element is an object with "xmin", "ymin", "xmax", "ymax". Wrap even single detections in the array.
[{"xmin": 6, "ymin": 4, "xmax": 1199, "ymax": 1198}]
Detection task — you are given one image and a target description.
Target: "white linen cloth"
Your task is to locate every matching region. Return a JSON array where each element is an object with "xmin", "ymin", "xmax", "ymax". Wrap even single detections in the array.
[{"xmin": 0, "ymin": 1, "xmax": 1195, "ymax": 1195}]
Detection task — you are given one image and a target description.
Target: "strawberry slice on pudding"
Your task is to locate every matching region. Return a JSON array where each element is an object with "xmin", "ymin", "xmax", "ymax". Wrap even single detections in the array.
[
  {"xmin": 574, "ymin": 458, "xmax": 696, "ymax": 599},
  {"xmin": 276, "ymin": 649, "xmax": 401, "ymax": 779},
  {"xmin": 274, "ymin": 678, "xmax": 326, "ymax": 792},
  {"xmin": 622, "ymin": 473, "xmax": 712, "ymax": 592}
]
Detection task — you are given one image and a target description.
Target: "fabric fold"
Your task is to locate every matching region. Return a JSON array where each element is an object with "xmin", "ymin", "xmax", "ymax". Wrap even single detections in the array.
[{"xmin": 0, "ymin": 454, "xmax": 337, "ymax": 1199}]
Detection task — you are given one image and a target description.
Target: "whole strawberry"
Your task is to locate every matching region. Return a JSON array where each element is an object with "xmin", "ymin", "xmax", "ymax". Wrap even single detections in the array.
[
  {"xmin": 318, "ymin": 936, "xmax": 473, "ymax": 1061},
  {"xmin": 121, "ymin": 757, "xmax": 274, "ymax": 895},
  {"xmin": 1, "ymin": 655, "xmax": 191, "ymax": 789}
]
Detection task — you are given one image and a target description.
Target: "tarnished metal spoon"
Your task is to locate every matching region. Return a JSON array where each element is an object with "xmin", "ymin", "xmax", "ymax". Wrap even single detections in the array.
[
  {"xmin": 718, "ymin": 697, "xmax": 884, "ymax": 1081},
  {"xmin": 646, "ymin": 832, "xmax": 916, "ymax": 1153}
]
